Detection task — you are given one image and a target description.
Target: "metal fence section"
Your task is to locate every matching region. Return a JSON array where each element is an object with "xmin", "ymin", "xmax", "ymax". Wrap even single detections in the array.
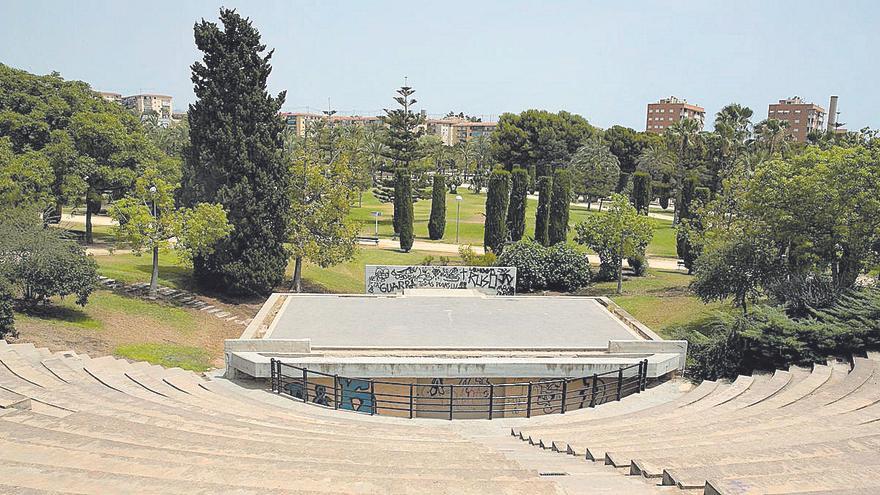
[{"xmin": 269, "ymin": 359, "xmax": 649, "ymax": 420}]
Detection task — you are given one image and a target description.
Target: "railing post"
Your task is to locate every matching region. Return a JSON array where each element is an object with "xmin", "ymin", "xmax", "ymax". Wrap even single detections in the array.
[
  {"xmin": 637, "ymin": 361, "xmax": 644, "ymax": 393},
  {"xmin": 409, "ymin": 383, "xmax": 414, "ymax": 419},
  {"xmin": 277, "ymin": 361, "xmax": 283, "ymax": 395},
  {"xmin": 369, "ymin": 380, "xmax": 375, "ymax": 416},
  {"xmin": 333, "ymin": 374, "xmax": 339, "ymax": 410},
  {"xmin": 488, "ymin": 383, "xmax": 494, "ymax": 420},
  {"xmin": 617, "ymin": 367, "xmax": 624, "ymax": 401},
  {"xmin": 526, "ymin": 382, "xmax": 533, "ymax": 418},
  {"xmin": 301, "ymin": 368, "xmax": 308, "ymax": 403},
  {"xmin": 589, "ymin": 374, "xmax": 598, "ymax": 407},
  {"xmin": 269, "ymin": 358, "xmax": 276, "ymax": 392},
  {"xmin": 448, "ymin": 385, "xmax": 454, "ymax": 420},
  {"xmin": 560, "ymin": 379, "xmax": 568, "ymax": 414},
  {"xmin": 642, "ymin": 359, "xmax": 649, "ymax": 391}
]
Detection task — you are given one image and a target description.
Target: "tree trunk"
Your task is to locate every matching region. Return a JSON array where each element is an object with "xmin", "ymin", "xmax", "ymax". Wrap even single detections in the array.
[
  {"xmin": 587, "ymin": 197, "xmax": 592, "ymax": 211},
  {"xmin": 616, "ymin": 235, "xmax": 624, "ymax": 295},
  {"xmin": 292, "ymin": 256, "xmax": 303, "ymax": 293},
  {"xmin": 85, "ymin": 200, "xmax": 93, "ymax": 244},
  {"xmin": 149, "ymin": 244, "xmax": 159, "ymax": 298}
]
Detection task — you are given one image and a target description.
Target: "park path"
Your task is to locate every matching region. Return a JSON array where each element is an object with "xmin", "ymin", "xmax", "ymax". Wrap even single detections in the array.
[{"xmin": 373, "ymin": 238, "xmax": 684, "ymax": 271}]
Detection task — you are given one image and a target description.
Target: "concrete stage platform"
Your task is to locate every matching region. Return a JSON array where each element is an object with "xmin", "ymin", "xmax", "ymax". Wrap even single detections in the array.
[
  {"xmin": 224, "ymin": 291, "xmax": 687, "ymax": 380},
  {"xmin": 268, "ymin": 292, "xmax": 641, "ymax": 348}
]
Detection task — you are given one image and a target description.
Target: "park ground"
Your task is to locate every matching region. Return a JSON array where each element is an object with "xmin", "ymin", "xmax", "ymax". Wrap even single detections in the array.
[{"xmin": 12, "ymin": 192, "xmax": 727, "ymax": 371}]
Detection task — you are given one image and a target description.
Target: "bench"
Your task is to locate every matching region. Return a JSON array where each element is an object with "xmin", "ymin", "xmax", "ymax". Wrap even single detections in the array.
[{"xmin": 356, "ymin": 236, "xmax": 380, "ymax": 245}]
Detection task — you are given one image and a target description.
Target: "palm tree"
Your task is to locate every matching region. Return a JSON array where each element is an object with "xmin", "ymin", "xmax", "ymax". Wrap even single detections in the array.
[
  {"xmin": 714, "ymin": 103, "xmax": 754, "ymax": 143},
  {"xmin": 665, "ymin": 118, "xmax": 701, "ymax": 222},
  {"xmin": 754, "ymin": 119, "xmax": 790, "ymax": 156}
]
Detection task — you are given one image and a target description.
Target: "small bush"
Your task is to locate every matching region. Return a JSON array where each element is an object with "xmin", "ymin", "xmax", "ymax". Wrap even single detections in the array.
[
  {"xmin": 495, "ymin": 240, "xmax": 548, "ymax": 292},
  {"xmin": 0, "ymin": 279, "xmax": 14, "ymax": 338},
  {"xmin": 545, "ymin": 244, "xmax": 592, "ymax": 292},
  {"xmin": 627, "ymin": 254, "xmax": 648, "ymax": 276},
  {"xmin": 458, "ymin": 245, "xmax": 496, "ymax": 267},
  {"xmin": 496, "ymin": 239, "xmax": 591, "ymax": 293}
]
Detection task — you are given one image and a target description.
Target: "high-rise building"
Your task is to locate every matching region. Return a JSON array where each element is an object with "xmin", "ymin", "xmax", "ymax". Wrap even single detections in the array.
[
  {"xmin": 426, "ymin": 117, "xmax": 496, "ymax": 145},
  {"xmin": 767, "ymin": 97, "xmax": 826, "ymax": 142},
  {"xmin": 646, "ymin": 97, "xmax": 705, "ymax": 133}
]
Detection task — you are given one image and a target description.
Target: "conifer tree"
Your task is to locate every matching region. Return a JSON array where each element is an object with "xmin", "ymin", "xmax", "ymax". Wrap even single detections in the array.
[
  {"xmin": 381, "ymin": 85, "xmax": 424, "ymax": 246},
  {"xmin": 631, "ymin": 171, "xmax": 652, "ymax": 215},
  {"xmin": 548, "ymin": 168, "xmax": 572, "ymax": 245},
  {"xmin": 428, "ymin": 175, "xmax": 446, "ymax": 240},
  {"xmin": 180, "ymin": 9, "xmax": 290, "ymax": 295},
  {"xmin": 534, "ymin": 175, "xmax": 553, "ymax": 246},
  {"xmin": 506, "ymin": 167, "xmax": 529, "ymax": 242},
  {"xmin": 396, "ymin": 169, "xmax": 414, "ymax": 252},
  {"xmin": 484, "ymin": 168, "xmax": 511, "ymax": 253}
]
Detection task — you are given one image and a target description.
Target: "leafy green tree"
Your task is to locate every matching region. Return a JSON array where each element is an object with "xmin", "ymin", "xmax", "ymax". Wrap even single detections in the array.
[
  {"xmin": 484, "ymin": 168, "xmax": 511, "ymax": 253},
  {"xmin": 534, "ymin": 175, "xmax": 552, "ymax": 246},
  {"xmin": 0, "ymin": 139, "xmax": 53, "ymax": 208},
  {"xmin": 428, "ymin": 175, "xmax": 446, "ymax": 240},
  {"xmin": 569, "ymin": 136, "xmax": 620, "ymax": 209},
  {"xmin": 492, "ymin": 109, "xmax": 597, "ymax": 177},
  {"xmin": 548, "ymin": 167, "xmax": 572, "ymax": 245},
  {"xmin": 110, "ymin": 167, "xmax": 231, "ymax": 298},
  {"xmin": 284, "ymin": 126, "xmax": 359, "ymax": 292},
  {"xmin": 396, "ymin": 169, "xmax": 414, "ymax": 252},
  {"xmin": 506, "ymin": 167, "xmax": 529, "ymax": 241},
  {"xmin": 179, "ymin": 9, "xmax": 290, "ymax": 296},
  {"xmin": 631, "ymin": 171, "xmax": 652, "ymax": 214},
  {"xmin": 0, "ymin": 208, "xmax": 97, "ymax": 307},
  {"xmin": 575, "ymin": 194, "xmax": 653, "ymax": 292},
  {"xmin": 690, "ymin": 233, "xmax": 780, "ymax": 312}
]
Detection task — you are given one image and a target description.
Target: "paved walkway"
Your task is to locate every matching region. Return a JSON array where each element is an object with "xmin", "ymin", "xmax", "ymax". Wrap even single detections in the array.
[{"xmin": 374, "ymin": 239, "xmax": 684, "ymax": 271}]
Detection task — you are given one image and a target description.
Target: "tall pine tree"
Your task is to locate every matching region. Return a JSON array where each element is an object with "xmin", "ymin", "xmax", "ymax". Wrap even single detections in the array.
[
  {"xmin": 506, "ymin": 167, "xmax": 529, "ymax": 242},
  {"xmin": 534, "ymin": 175, "xmax": 553, "ymax": 246},
  {"xmin": 548, "ymin": 168, "xmax": 572, "ymax": 245},
  {"xmin": 484, "ymin": 168, "xmax": 511, "ymax": 254},
  {"xmin": 381, "ymin": 85, "xmax": 424, "ymax": 247},
  {"xmin": 180, "ymin": 9, "xmax": 291, "ymax": 295},
  {"xmin": 428, "ymin": 175, "xmax": 446, "ymax": 240}
]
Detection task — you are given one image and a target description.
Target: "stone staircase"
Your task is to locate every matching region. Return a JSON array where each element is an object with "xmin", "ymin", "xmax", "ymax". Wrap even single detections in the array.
[
  {"xmin": 512, "ymin": 355, "xmax": 880, "ymax": 494},
  {"xmin": 1, "ymin": 338, "xmax": 876, "ymax": 494}
]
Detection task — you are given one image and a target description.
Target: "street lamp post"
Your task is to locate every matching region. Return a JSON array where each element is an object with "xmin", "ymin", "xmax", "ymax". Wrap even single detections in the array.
[
  {"xmin": 371, "ymin": 211, "xmax": 382, "ymax": 236},
  {"xmin": 455, "ymin": 195, "xmax": 463, "ymax": 244}
]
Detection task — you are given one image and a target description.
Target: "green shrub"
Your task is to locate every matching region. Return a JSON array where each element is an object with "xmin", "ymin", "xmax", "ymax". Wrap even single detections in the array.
[
  {"xmin": 458, "ymin": 245, "xmax": 497, "ymax": 267},
  {"xmin": 0, "ymin": 278, "xmax": 13, "ymax": 338},
  {"xmin": 545, "ymin": 244, "xmax": 592, "ymax": 292},
  {"xmin": 496, "ymin": 240, "xmax": 548, "ymax": 292},
  {"xmin": 627, "ymin": 254, "xmax": 648, "ymax": 276}
]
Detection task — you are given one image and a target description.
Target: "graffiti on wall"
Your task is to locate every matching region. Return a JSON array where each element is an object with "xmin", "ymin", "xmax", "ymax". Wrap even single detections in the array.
[
  {"xmin": 535, "ymin": 381, "xmax": 564, "ymax": 414},
  {"xmin": 339, "ymin": 378, "xmax": 374, "ymax": 414},
  {"xmin": 365, "ymin": 265, "xmax": 516, "ymax": 295}
]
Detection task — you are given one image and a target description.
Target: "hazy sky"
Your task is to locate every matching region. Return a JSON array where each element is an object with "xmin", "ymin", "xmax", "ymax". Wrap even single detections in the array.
[{"xmin": 2, "ymin": 0, "xmax": 877, "ymax": 130}]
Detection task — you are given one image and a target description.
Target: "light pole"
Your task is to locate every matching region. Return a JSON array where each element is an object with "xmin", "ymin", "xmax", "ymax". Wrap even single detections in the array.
[
  {"xmin": 455, "ymin": 195, "xmax": 463, "ymax": 244},
  {"xmin": 371, "ymin": 211, "xmax": 382, "ymax": 236}
]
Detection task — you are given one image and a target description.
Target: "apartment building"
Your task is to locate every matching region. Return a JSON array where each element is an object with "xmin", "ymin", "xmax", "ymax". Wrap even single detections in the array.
[
  {"xmin": 426, "ymin": 117, "xmax": 497, "ymax": 146},
  {"xmin": 646, "ymin": 96, "xmax": 705, "ymax": 133},
  {"xmin": 281, "ymin": 112, "xmax": 385, "ymax": 137},
  {"xmin": 120, "ymin": 94, "xmax": 173, "ymax": 119},
  {"xmin": 767, "ymin": 97, "xmax": 826, "ymax": 142},
  {"xmin": 97, "ymin": 91, "xmax": 122, "ymax": 103}
]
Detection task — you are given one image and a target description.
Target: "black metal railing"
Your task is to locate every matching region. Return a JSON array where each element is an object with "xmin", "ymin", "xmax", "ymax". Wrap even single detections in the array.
[{"xmin": 269, "ymin": 359, "xmax": 649, "ymax": 420}]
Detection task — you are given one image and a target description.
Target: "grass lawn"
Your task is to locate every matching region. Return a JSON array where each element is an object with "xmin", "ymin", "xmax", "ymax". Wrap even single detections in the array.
[
  {"xmin": 581, "ymin": 269, "xmax": 728, "ymax": 336},
  {"xmin": 350, "ymin": 190, "xmax": 677, "ymax": 257},
  {"xmin": 13, "ymin": 290, "xmax": 240, "ymax": 370},
  {"xmin": 299, "ymin": 247, "xmax": 462, "ymax": 293},
  {"xmin": 94, "ymin": 251, "xmax": 194, "ymax": 291}
]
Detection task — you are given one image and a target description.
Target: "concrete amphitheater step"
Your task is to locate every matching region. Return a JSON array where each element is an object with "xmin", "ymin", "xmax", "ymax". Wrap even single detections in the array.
[
  {"xmin": 703, "ymin": 466, "xmax": 880, "ymax": 495},
  {"xmin": 631, "ymin": 433, "xmax": 880, "ymax": 478}
]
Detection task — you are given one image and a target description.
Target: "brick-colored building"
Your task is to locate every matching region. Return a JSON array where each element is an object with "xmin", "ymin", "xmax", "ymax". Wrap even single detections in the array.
[
  {"xmin": 426, "ymin": 117, "xmax": 496, "ymax": 145},
  {"xmin": 767, "ymin": 97, "xmax": 826, "ymax": 142},
  {"xmin": 645, "ymin": 96, "xmax": 705, "ymax": 133},
  {"xmin": 281, "ymin": 112, "xmax": 384, "ymax": 137}
]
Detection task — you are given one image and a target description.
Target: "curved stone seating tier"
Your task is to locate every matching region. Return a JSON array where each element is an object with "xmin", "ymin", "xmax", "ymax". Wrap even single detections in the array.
[
  {"xmin": 511, "ymin": 354, "xmax": 880, "ymax": 494},
  {"xmin": 3, "ymin": 340, "xmax": 878, "ymax": 494}
]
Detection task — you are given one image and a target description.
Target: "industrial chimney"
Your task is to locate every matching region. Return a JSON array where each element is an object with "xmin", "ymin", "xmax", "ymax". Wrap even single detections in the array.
[{"xmin": 827, "ymin": 95, "xmax": 838, "ymax": 132}]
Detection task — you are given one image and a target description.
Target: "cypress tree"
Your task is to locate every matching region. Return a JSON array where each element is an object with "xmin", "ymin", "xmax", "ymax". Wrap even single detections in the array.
[
  {"xmin": 180, "ymin": 9, "xmax": 290, "ymax": 296},
  {"xmin": 428, "ymin": 175, "xmax": 446, "ymax": 240},
  {"xmin": 396, "ymin": 169, "xmax": 414, "ymax": 252},
  {"xmin": 534, "ymin": 175, "xmax": 553, "ymax": 246},
  {"xmin": 548, "ymin": 168, "xmax": 572, "ymax": 245},
  {"xmin": 632, "ymin": 171, "xmax": 652, "ymax": 215},
  {"xmin": 676, "ymin": 174, "xmax": 699, "ymax": 264},
  {"xmin": 506, "ymin": 167, "xmax": 529, "ymax": 242},
  {"xmin": 484, "ymin": 168, "xmax": 511, "ymax": 254}
]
